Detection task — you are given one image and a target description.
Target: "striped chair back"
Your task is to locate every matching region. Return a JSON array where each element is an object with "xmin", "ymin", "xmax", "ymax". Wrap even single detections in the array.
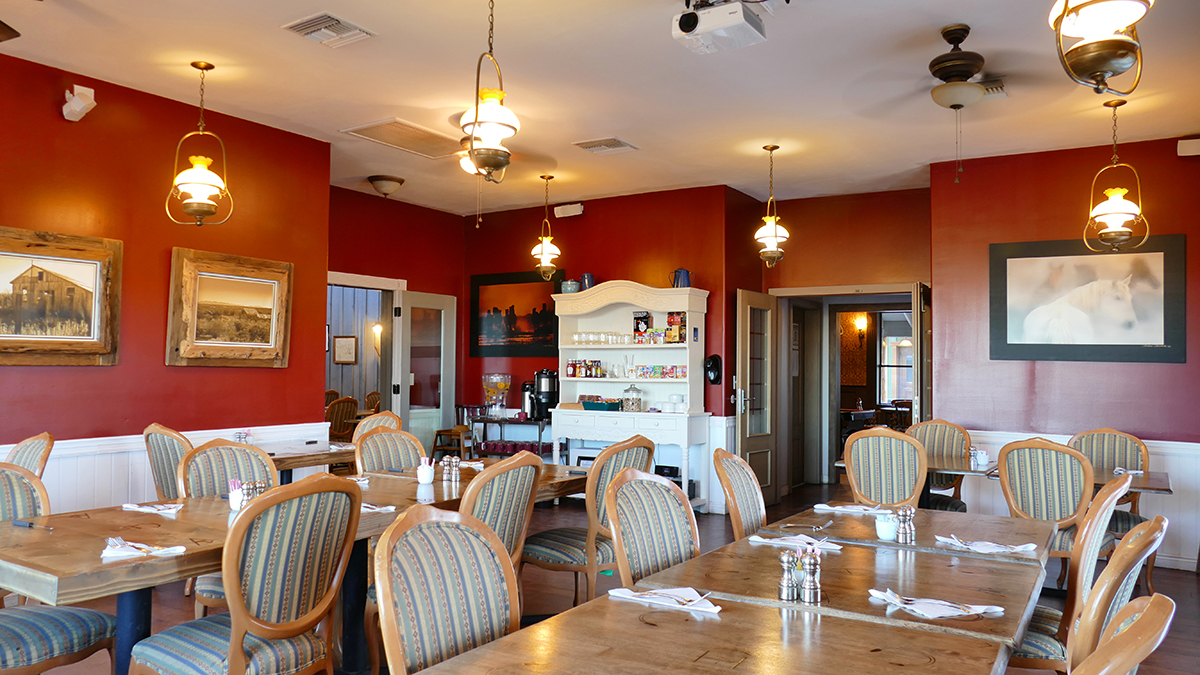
[
  {"xmin": 5, "ymin": 432, "xmax": 53, "ymax": 478},
  {"xmin": 713, "ymin": 448, "xmax": 765, "ymax": 540},
  {"xmin": 459, "ymin": 451, "xmax": 543, "ymax": 564},
  {"xmin": 907, "ymin": 419, "xmax": 970, "ymax": 490},
  {"xmin": 590, "ymin": 436, "xmax": 655, "ymax": 532},
  {"xmin": 1068, "ymin": 429, "xmax": 1148, "ymax": 471},
  {"xmin": 375, "ymin": 505, "xmax": 520, "ymax": 675},
  {"xmin": 1057, "ymin": 474, "xmax": 1132, "ymax": 634},
  {"xmin": 177, "ymin": 440, "xmax": 277, "ymax": 498},
  {"xmin": 353, "ymin": 411, "xmax": 402, "ymax": 442},
  {"xmin": 327, "ymin": 396, "xmax": 358, "ymax": 442},
  {"xmin": 606, "ymin": 468, "xmax": 699, "ymax": 587},
  {"xmin": 366, "ymin": 391, "xmax": 382, "ymax": 413},
  {"xmin": 844, "ymin": 428, "xmax": 928, "ymax": 507},
  {"xmin": 325, "ymin": 389, "xmax": 340, "ymax": 407},
  {"xmin": 0, "ymin": 464, "xmax": 49, "ymax": 520},
  {"xmin": 1070, "ymin": 594, "xmax": 1175, "ymax": 675},
  {"xmin": 143, "ymin": 424, "xmax": 194, "ymax": 500},
  {"xmin": 998, "ymin": 438, "xmax": 1094, "ymax": 526},
  {"xmin": 355, "ymin": 428, "xmax": 426, "ymax": 473}
]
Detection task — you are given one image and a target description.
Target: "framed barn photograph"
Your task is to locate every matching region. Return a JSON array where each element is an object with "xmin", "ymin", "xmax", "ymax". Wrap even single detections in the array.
[
  {"xmin": 0, "ymin": 226, "xmax": 122, "ymax": 366},
  {"xmin": 989, "ymin": 235, "xmax": 1185, "ymax": 363},
  {"xmin": 470, "ymin": 270, "xmax": 563, "ymax": 357},
  {"xmin": 166, "ymin": 248, "xmax": 293, "ymax": 367}
]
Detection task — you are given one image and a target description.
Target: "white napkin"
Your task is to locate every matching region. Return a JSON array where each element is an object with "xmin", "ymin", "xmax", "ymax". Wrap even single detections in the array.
[
  {"xmin": 935, "ymin": 534, "xmax": 1037, "ymax": 555},
  {"xmin": 361, "ymin": 503, "xmax": 396, "ymax": 513},
  {"xmin": 748, "ymin": 534, "xmax": 843, "ymax": 552},
  {"xmin": 122, "ymin": 503, "xmax": 184, "ymax": 516},
  {"xmin": 1113, "ymin": 467, "xmax": 1145, "ymax": 476},
  {"xmin": 813, "ymin": 503, "xmax": 893, "ymax": 515},
  {"xmin": 460, "ymin": 460, "xmax": 485, "ymax": 469},
  {"xmin": 609, "ymin": 587, "xmax": 721, "ymax": 614},
  {"xmin": 868, "ymin": 588, "xmax": 1003, "ymax": 619},
  {"xmin": 331, "ymin": 443, "xmax": 356, "ymax": 451},
  {"xmin": 348, "ymin": 475, "xmax": 370, "ymax": 487},
  {"xmin": 101, "ymin": 542, "xmax": 187, "ymax": 559}
]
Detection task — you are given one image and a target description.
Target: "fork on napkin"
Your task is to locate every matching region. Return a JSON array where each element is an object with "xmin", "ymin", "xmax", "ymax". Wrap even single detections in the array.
[
  {"xmin": 1113, "ymin": 467, "xmax": 1145, "ymax": 476},
  {"xmin": 868, "ymin": 588, "xmax": 1003, "ymax": 619},
  {"xmin": 330, "ymin": 443, "xmax": 356, "ymax": 451},
  {"xmin": 122, "ymin": 503, "xmax": 184, "ymax": 516},
  {"xmin": 361, "ymin": 503, "xmax": 396, "ymax": 513},
  {"xmin": 609, "ymin": 587, "xmax": 721, "ymax": 613},
  {"xmin": 935, "ymin": 534, "xmax": 1037, "ymax": 555},
  {"xmin": 748, "ymin": 534, "xmax": 843, "ymax": 552},
  {"xmin": 813, "ymin": 503, "xmax": 893, "ymax": 515},
  {"xmin": 459, "ymin": 460, "xmax": 485, "ymax": 470},
  {"xmin": 102, "ymin": 536, "xmax": 186, "ymax": 559}
]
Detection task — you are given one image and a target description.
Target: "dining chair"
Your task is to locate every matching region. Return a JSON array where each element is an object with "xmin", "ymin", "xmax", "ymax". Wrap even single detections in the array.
[
  {"xmin": 605, "ymin": 467, "xmax": 700, "ymax": 588},
  {"xmin": 843, "ymin": 427, "xmax": 928, "ymax": 508},
  {"xmin": 326, "ymin": 396, "xmax": 359, "ymax": 442},
  {"xmin": 325, "ymin": 389, "xmax": 340, "ymax": 407},
  {"xmin": 177, "ymin": 439, "xmax": 278, "ymax": 619},
  {"xmin": 352, "ymin": 411, "xmax": 403, "ymax": 443},
  {"xmin": 374, "ymin": 504, "xmax": 520, "ymax": 675},
  {"xmin": 365, "ymin": 390, "xmax": 381, "ymax": 413},
  {"xmin": 712, "ymin": 448, "xmax": 765, "ymax": 540},
  {"xmin": 0, "ymin": 463, "xmax": 117, "ymax": 674},
  {"xmin": 130, "ymin": 473, "xmax": 360, "ymax": 675},
  {"xmin": 1068, "ymin": 594, "xmax": 1175, "ymax": 675},
  {"xmin": 1007, "ymin": 474, "xmax": 1131, "ymax": 672},
  {"xmin": 1069, "ymin": 427, "xmax": 1157, "ymax": 593},
  {"xmin": 905, "ymin": 419, "xmax": 969, "ymax": 512},
  {"xmin": 4, "ymin": 432, "xmax": 53, "ymax": 478},
  {"xmin": 354, "ymin": 427, "xmax": 426, "ymax": 473},
  {"xmin": 521, "ymin": 435, "xmax": 655, "ymax": 605},
  {"xmin": 998, "ymin": 437, "xmax": 1107, "ymax": 588},
  {"xmin": 143, "ymin": 423, "xmax": 194, "ymax": 501}
]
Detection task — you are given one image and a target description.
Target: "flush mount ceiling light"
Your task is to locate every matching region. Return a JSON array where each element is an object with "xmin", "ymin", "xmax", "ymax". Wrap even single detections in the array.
[
  {"xmin": 1084, "ymin": 99, "xmax": 1148, "ymax": 252},
  {"xmin": 1049, "ymin": 0, "xmax": 1152, "ymax": 96},
  {"xmin": 166, "ymin": 62, "xmax": 233, "ymax": 226},
  {"xmin": 459, "ymin": 0, "xmax": 519, "ymax": 184},
  {"xmin": 755, "ymin": 145, "xmax": 789, "ymax": 268},
  {"xmin": 532, "ymin": 175, "xmax": 561, "ymax": 281},
  {"xmin": 367, "ymin": 175, "xmax": 405, "ymax": 198},
  {"xmin": 929, "ymin": 24, "xmax": 986, "ymax": 184}
]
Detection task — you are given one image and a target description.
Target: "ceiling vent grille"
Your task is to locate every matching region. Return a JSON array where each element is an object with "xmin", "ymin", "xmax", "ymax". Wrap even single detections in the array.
[
  {"xmin": 283, "ymin": 13, "xmax": 374, "ymax": 48},
  {"xmin": 340, "ymin": 118, "xmax": 462, "ymax": 159},
  {"xmin": 980, "ymin": 78, "xmax": 1008, "ymax": 102},
  {"xmin": 573, "ymin": 137, "xmax": 639, "ymax": 156}
]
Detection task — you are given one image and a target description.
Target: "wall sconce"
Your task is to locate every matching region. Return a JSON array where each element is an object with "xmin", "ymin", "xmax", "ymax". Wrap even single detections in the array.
[
  {"xmin": 854, "ymin": 315, "xmax": 868, "ymax": 347},
  {"xmin": 372, "ymin": 322, "xmax": 383, "ymax": 356},
  {"xmin": 166, "ymin": 62, "xmax": 233, "ymax": 226}
]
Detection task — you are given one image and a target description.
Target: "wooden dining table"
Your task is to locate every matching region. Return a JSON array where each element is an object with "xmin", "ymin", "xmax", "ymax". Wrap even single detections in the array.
[
  {"xmin": 257, "ymin": 439, "xmax": 358, "ymax": 484},
  {"xmin": 0, "ymin": 459, "xmax": 585, "ymax": 675}
]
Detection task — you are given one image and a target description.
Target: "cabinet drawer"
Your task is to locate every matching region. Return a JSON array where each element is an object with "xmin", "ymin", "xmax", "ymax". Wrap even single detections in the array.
[
  {"xmin": 637, "ymin": 416, "xmax": 678, "ymax": 432},
  {"xmin": 598, "ymin": 416, "xmax": 635, "ymax": 430},
  {"xmin": 558, "ymin": 414, "xmax": 596, "ymax": 427}
]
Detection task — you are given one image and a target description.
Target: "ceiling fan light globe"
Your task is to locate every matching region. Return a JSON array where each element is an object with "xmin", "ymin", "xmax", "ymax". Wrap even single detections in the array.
[{"xmin": 931, "ymin": 81, "xmax": 985, "ymax": 109}]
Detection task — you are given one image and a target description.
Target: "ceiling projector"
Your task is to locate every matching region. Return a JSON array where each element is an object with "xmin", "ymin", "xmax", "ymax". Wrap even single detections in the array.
[{"xmin": 672, "ymin": 2, "xmax": 766, "ymax": 55}]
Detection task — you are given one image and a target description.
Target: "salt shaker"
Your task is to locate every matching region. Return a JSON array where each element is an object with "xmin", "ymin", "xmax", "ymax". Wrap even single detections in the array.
[
  {"xmin": 896, "ymin": 505, "xmax": 916, "ymax": 545},
  {"xmin": 778, "ymin": 549, "xmax": 799, "ymax": 601},
  {"xmin": 799, "ymin": 545, "xmax": 822, "ymax": 604},
  {"xmin": 449, "ymin": 456, "xmax": 461, "ymax": 482}
]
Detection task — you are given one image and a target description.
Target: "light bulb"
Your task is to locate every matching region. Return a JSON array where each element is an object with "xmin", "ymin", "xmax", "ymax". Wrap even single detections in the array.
[
  {"xmin": 853, "ymin": 316, "xmax": 868, "ymax": 331},
  {"xmin": 372, "ymin": 323, "xmax": 383, "ymax": 336}
]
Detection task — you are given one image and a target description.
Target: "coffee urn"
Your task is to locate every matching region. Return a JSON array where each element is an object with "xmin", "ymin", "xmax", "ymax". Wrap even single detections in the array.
[
  {"xmin": 532, "ymin": 369, "xmax": 559, "ymax": 421},
  {"xmin": 520, "ymin": 381, "xmax": 536, "ymax": 419}
]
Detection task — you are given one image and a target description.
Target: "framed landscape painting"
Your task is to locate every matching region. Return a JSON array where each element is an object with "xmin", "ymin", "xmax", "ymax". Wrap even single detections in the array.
[
  {"xmin": 470, "ymin": 270, "xmax": 563, "ymax": 357},
  {"xmin": 0, "ymin": 226, "xmax": 122, "ymax": 366},
  {"xmin": 166, "ymin": 248, "xmax": 293, "ymax": 367},
  {"xmin": 989, "ymin": 235, "xmax": 1185, "ymax": 363}
]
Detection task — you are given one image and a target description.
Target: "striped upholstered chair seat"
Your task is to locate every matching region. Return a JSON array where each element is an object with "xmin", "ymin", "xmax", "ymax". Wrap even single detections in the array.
[
  {"xmin": 713, "ymin": 449, "xmax": 765, "ymax": 540},
  {"xmin": 1050, "ymin": 525, "xmax": 1117, "ymax": 554},
  {"xmin": 844, "ymin": 428, "xmax": 928, "ymax": 508},
  {"xmin": 5, "ymin": 432, "xmax": 54, "ymax": 478},
  {"xmin": 130, "ymin": 613, "xmax": 326, "ymax": 675},
  {"xmin": 143, "ymin": 424, "xmax": 194, "ymax": 500},
  {"xmin": 193, "ymin": 574, "xmax": 226, "ymax": 602},
  {"xmin": 606, "ymin": 468, "xmax": 700, "ymax": 587},
  {"xmin": 355, "ymin": 428, "xmax": 426, "ymax": 473},
  {"xmin": 522, "ymin": 527, "xmax": 618, "ymax": 566}
]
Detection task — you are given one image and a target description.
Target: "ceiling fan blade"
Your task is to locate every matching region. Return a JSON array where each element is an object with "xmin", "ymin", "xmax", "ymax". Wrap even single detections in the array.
[{"xmin": 0, "ymin": 20, "xmax": 20, "ymax": 43}]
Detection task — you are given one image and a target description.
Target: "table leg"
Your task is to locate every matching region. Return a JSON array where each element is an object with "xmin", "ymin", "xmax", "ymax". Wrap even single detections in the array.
[
  {"xmin": 114, "ymin": 587, "xmax": 153, "ymax": 675},
  {"xmin": 918, "ymin": 481, "xmax": 932, "ymax": 510},
  {"xmin": 279, "ymin": 468, "xmax": 294, "ymax": 485},
  {"xmin": 340, "ymin": 538, "xmax": 370, "ymax": 675}
]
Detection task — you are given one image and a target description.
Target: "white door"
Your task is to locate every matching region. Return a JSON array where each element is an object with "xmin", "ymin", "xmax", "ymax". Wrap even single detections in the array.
[
  {"xmin": 911, "ymin": 283, "xmax": 932, "ymax": 423},
  {"xmin": 395, "ymin": 291, "xmax": 456, "ymax": 451},
  {"xmin": 734, "ymin": 289, "xmax": 780, "ymax": 505}
]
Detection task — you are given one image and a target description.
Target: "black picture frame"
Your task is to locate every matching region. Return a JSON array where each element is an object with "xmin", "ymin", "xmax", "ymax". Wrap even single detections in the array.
[
  {"xmin": 989, "ymin": 235, "xmax": 1185, "ymax": 363},
  {"xmin": 470, "ymin": 270, "xmax": 564, "ymax": 357}
]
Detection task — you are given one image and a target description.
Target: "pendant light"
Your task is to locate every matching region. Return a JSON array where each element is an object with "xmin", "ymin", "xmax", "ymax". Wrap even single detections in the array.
[
  {"xmin": 460, "ymin": 0, "xmax": 519, "ymax": 184},
  {"xmin": 1084, "ymin": 99, "xmax": 1148, "ymax": 252},
  {"xmin": 166, "ymin": 62, "xmax": 233, "ymax": 226},
  {"xmin": 532, "ymin": 175, "xmax": 561, "ymax": 280},
  {"xmin": 1049, "ymin": 0, "xmax": 1153, "ymax": 96},
  {"xmin": 755, "ymin": 145, "xmax": 789, "ymax": 268}
]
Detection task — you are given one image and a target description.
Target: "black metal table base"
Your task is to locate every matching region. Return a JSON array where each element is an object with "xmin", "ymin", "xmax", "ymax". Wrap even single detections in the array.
[
  {"xmin": 339, "ymin": 538, "xmax": 370, "ymax": 674},
  {"xmin": 114, "ymin": 587, "xmax": 153, "ymax": 675}
]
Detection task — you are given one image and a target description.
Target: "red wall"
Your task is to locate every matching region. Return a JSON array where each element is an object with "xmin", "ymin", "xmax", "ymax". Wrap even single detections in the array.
[
  {"xmin": 931, "ymin": 138, "xmax": 1200, "ymax": 442},
  {"xmin": 0, "ymin": 55, "xmax": 330, "ymax": 442}
]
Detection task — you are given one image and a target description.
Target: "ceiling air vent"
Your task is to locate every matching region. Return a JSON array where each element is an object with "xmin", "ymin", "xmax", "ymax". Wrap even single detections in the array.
[
  {"xmin": 980, "ymin": 78, "xmax": 1008, "ymax": 102},
  {"xmin": 573, "ymin": 137, "xmax": 639, "ymax": 156},
  {"xmin": 340, "ymin": 118, "xmax": 462, "ymax": 159},
  {"xmin": 283, "ymin": 13, "xmax": 374, "ymax": 48}
]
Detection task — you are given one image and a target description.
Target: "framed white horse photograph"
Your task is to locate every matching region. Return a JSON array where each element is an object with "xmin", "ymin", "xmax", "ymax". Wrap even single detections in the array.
[{"xmin": 989, "ymin": 235, "xmax": 1185, "ymax": 363}]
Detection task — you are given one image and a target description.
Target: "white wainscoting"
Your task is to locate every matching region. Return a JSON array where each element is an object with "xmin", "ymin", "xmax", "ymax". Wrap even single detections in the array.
[
  {"xmin": 960, "ymin": 430, "xmax": 1199, "ymax": 571},
  {"xmin": 0, "ymin": 423, "xmax": 330, "ymax": 514}
]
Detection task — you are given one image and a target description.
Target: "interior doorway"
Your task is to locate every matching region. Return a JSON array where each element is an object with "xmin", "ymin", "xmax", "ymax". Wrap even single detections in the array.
[{"xmin": 326, "ymin": 284, "xmax": 393, "ymax": 415}]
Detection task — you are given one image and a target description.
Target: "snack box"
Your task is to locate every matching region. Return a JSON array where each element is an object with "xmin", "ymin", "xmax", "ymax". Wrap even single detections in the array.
[{"xmin": 633, "ymin": 311, "xmax": 652, "ymax": 335}]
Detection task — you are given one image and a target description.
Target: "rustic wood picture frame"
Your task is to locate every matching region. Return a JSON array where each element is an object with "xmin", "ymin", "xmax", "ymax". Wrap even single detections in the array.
[
  {"xmin": 166, "ymin": 247, "xmax": 293, "ymax": 368},
  {"xmin": 0, "ymin": 226, "xmax": 122, "ymax": 366},
  {"xmin": 332, "ymin": 335, "xmax": 357, "ymax": 365}
]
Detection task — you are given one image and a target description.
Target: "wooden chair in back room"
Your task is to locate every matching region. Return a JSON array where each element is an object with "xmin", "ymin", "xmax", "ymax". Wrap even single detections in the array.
[
  {"xmin": 365, "ymin": 391, "xmax": 381, "ymax": 413},
  {"xmin": 326, "ymin": 396, "xmax": 358, "ymax": 442},
  {"xmin": 325, "ymin": 389, "xmax": 340, "ymax": 407}
]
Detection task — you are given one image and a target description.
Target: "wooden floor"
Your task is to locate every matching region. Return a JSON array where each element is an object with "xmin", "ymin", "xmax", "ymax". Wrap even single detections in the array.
[{"xmin": 53, "ymin": 481, "xmax": 1198, "ymax": 675}]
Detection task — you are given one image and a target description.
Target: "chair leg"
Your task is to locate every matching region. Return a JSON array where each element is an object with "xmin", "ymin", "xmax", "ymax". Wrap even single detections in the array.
[
  {"xmin": 194, "ymin": 600, "xmax": 208, "ymax": 620},
  {"xmin": 184, "ymin": 577, "xmax": 195, "ymax": 597},
  {"xmin": 572, "ymin": 573, "xmax": 582, "ymax": 607},
  {"xmin": 1056, "ymin": 558, "xmax": 1069, "ymax": 589},
  {"xmin": 1144, "ymin": 552, "xmax": 1157, "ymax": 595},
  {"xmin": 365, "ymin": 605, "xmax": 381, "ymax": 675},
  {"xmin": 585, "ymin": 570, "xmax": 599, "ymax": 602}
]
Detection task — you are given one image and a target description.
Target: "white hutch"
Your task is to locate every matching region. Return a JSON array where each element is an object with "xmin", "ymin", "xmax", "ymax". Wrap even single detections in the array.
[{"xmin": 551, "ymin": 280, "xmax": 711, "ymax": 509}]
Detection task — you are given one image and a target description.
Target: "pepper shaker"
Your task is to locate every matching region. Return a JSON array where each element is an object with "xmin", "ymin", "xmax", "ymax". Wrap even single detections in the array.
[
  {"xmin": 896, "ymin": 505, "xmax": 916, "ymax": 545},
  {"xmin": 779, "ymin": 549, "xmax": 799, "ymax": 602},
  {"xmin": 449, "ymin": 456, "xmax": 461, "ymax": 482},
  {"xmin": 799, "ymin": 545, "xmax": 822, "ymax": 604}
]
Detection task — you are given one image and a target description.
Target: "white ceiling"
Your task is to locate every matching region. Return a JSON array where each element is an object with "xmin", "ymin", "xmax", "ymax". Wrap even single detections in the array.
[{"xmin": 3, "ymin": 1, "xmax": 1198, "ymax": 216}]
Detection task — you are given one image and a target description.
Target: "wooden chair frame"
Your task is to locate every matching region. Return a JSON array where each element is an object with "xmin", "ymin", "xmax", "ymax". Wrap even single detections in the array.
[
  {"xmin": 374, "ymin": 504, "xmax": 521, "ymax": 675},
  {"xmin": 6, "ymin": 432, "xmax": 54, "ymax": 479},
  {"xmin": 712, "ymin": 448, "xmax": 765, "ymax": 540},
  {"xmin": 143, "ymin": 424, "xmax": 194, "ymax": 501},
  {"xmin": 906, "ymin": 419, "xmax": 970, "ymax": 499},
  {"xmin": 0, "ymin": 462, "xmax": 50, "ymax": 516},
  {"xmin": 432, "ymin": 425, "xmax": 473, "ymax": 460},
  {"xmin": 352, "ymin": 411, "xmax": 403, "ymax": 443},
  {"xmin": 843, "ymin": 427, "xmax": 928, "ymax": 508},
  {"xmin": 460, "ymin": 450, "xmax": 544, "ymax": 566},
  {"xmin": 327, "ymin": 396, "xmax": 359, "ymax": 442},
  {"xmin": 354, "ymin": 427, "xmax": 427, "ymax": 473},
  {"xmin": 605, "ymin": 467, "xmax": 700, "ymax": 588},
  {"xmin": 365, "ymin": 391, "xmax": 382, "ymax": 413},
  {"xmin": 1070, "ymin": 594, "xmax": 1175, "ymax": 675},
  {"xmin": 521, "ymin": 435, "xmax": 655, "ymax": 605},
  {"xmin": 325, "ymin": 389, "xmax": 340, "ymax": 407}
]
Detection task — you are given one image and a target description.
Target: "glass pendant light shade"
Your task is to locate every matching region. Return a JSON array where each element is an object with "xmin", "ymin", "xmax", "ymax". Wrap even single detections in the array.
[
  {"xmin": 166, "ymin": 62, "xmax": 232, "ymax": 226},
  {"xmin": 755, "ymin": 216, "xmax": 790, "ymax": 250},
  {"xmin": 461, "ymin": 88, "xmax": 520, "ymax": 144},
  {"xmin": 1049, "ymin": 0, "xmax": 1153, "ymax": 38},
  {"xmin": 1090, "ymin": 187, "xmax": 1140, "ymax": 227},
  {"xmin": 930, "ymin": 81, "xmax": 986, "ymax": 109},
  {"xmin": 1050, "ymin": 0, "xmax": 1151, "ymax": 95}
]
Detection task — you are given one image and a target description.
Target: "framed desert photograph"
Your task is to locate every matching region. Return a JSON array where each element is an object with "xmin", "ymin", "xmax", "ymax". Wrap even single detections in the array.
[
  {"xmin": 332, "ymin": 335, "xmax": 357, "ymax": 365},
  {"xmin": 0, "ymin": 226, "xmax": 122, "ymax": 366},
  {"xmin": 166, "ymin": 248, "xmax": 293, "ymax": 367},
  {"xmin": 989, "ymin": 235, "xmax": 1185, "ymax": 363},
  {"xmin": 470, "ymin": 270, "xmax": 563, "ymax": 357}
]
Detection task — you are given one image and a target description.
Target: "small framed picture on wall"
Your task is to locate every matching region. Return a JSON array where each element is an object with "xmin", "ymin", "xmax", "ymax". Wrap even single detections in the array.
[{"xmin": 333, "ymin": 335, "xmax": 357, "ymax": 365}]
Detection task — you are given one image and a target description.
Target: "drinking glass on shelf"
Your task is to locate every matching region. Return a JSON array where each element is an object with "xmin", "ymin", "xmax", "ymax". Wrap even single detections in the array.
[{"xmin": 572, "ymin": 332, "xmax": 582, "ymax": 344}]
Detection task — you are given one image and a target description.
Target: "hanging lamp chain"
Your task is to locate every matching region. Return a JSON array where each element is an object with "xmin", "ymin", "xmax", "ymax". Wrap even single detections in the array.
[
  {"xmin": 476, "ymin": 174, "xmax": 483, "ymax": 228},
  {"xmin": 197, "ymin": 68, "xmax": 206, "ymax": 132},
  {"xmin": 488, "ymin": 0, "xmax": 495, "ymax": 55},
  {"xmin": 1111, "ymin": 104, "xmax": 1120, "ymax": 165},
  {"xmin": 766, "ymin": 147, "xmax": 776, "ymax": 219},
  {"xmin": 542, "ymin": 177, "xmax": 552, "ymax": 238}
]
